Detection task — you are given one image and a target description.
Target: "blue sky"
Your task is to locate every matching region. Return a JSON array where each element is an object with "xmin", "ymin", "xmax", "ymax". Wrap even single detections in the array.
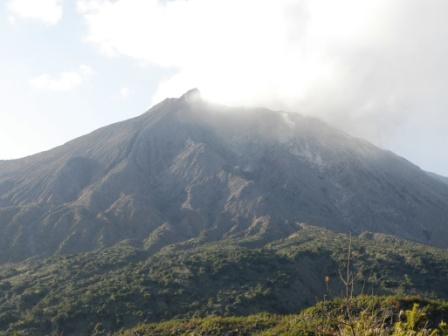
[
  {"xmin": 0, "ymin": 1, "xmax": 172, "ymax": 159},
  {"xmin": 1, "ymin": 0, "xmax": 448, "ymax": 176}
]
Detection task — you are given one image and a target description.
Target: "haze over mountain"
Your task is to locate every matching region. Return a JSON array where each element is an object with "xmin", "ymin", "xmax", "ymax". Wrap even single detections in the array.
[{"xmin": 1, "ymin": 89, "xmax": 448, "ymax": 263}]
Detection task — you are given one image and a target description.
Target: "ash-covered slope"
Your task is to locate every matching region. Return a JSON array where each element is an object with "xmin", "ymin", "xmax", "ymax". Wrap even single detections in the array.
[
  {"xmin": 428, "ymin": 172, "xmax": 448, "ymax": 186},
  {"xmin": 1, "ymin": 89, "xmax": 448, "ymax": 262}
]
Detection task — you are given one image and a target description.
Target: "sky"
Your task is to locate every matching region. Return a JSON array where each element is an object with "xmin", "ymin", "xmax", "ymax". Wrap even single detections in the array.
[{"xmin": 1, "ymin": 0, "xmax": 448, "ymax": 176}]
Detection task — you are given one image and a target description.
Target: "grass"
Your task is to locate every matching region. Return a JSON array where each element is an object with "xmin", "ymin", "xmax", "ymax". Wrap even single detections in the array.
[{"xmin": 116, "ymin": 296, "xmax": 448, "ymax": 336}]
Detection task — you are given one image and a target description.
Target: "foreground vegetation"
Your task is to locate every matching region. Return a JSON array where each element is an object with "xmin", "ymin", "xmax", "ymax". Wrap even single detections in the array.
[
  {"xmin": 117, "ymin": 296, "xmax": 448, "ymax": 336},
  {"xmin": 1, "ymin": 226, "xmax": 448, "ymax": 335}
]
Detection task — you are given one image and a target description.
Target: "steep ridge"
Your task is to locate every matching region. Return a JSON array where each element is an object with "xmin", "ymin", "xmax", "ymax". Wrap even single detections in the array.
[{"xmin": 1, "ymin": 90, "xmax": 448, "ymax": 262}]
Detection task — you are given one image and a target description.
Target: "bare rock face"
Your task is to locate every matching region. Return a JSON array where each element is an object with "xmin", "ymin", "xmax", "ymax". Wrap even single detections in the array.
[{"xmin": 1, "ymin": 91, "xmax": 448, "ymax": 262}]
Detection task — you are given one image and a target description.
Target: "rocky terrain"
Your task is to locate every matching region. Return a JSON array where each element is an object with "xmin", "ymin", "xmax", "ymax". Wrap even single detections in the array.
[{"xmin": 1, "ymin": 90, "xmax": 448, "ymax": 263}]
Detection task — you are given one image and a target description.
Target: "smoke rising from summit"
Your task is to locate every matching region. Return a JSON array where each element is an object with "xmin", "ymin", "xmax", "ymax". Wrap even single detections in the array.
[{"xmin": 78, "ymin": 0, "xmax": 448, "ymax": 174}]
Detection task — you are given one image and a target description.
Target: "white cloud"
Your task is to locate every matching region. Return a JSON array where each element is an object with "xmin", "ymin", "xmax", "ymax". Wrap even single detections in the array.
[
  {"xmin": 120, "ymin": 87, "xmax": 131, "ymax": 98},
  {"xmin": 30, "ymin": 65, "xmax": 93, "ymax": 91},
  {"xmin": 77, "ymin": 0, "xmax": 448, "ymax": 163},
  {"xmin": 7, "ymin": 0, "xmax": 63, "ymax": 25},
  {"xmin": 76, "ymin": 0, "xmax": 387, "ymax": 103}
]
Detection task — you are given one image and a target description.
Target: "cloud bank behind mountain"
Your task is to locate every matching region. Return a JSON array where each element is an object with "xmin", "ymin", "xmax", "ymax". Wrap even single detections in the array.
[{"xmin": 77, "ymin": 0, "xmax": 448, "ymax": 174}]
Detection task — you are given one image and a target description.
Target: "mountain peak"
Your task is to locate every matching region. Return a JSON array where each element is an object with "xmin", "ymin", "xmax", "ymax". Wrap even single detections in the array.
[
  {"xmin": 180, "ymin": 88, "xmax": 201, "ymax": 102},
  {"xmin": 2, "ymin": 93, "xmax": 448, "ymax": 264}
]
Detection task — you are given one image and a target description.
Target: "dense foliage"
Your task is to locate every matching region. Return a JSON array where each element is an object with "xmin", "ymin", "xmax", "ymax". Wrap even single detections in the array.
[{"xmin": 1, "ymin": 226, "xmax": 448, "ymax": 335}]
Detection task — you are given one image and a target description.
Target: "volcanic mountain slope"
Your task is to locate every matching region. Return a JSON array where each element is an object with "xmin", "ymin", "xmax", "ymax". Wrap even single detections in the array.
[
  {"xmin": 1, "ymin": 89, "xmax": 448, "ymax": 262},
  {"xmin": 428, "ymin": 172, "xmax": 448, "ymax": 186}
]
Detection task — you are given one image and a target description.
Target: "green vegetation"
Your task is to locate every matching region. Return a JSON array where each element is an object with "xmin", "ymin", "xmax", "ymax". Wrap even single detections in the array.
[
  {"xmin": 117, "ymin": 296, "xmax": 448, "ymax": 335},
  {"xmin": 1, "ymin": 226, "xmax": 448, "ymax": 335},
  {"xmin": 115, "ymin": 314, "xmax": 278, "ymax": 336}
]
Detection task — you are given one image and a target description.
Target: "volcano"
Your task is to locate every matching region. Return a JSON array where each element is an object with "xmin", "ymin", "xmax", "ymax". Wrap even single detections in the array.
[{"xmin": 1, "ymin": 89, "xmax": 448, "ymax": 263}]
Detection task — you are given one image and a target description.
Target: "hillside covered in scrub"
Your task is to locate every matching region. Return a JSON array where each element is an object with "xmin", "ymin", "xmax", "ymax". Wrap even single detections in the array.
[{"xmin": 1, "ymin": 226, "xmax": 448, "ymax": 335}]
